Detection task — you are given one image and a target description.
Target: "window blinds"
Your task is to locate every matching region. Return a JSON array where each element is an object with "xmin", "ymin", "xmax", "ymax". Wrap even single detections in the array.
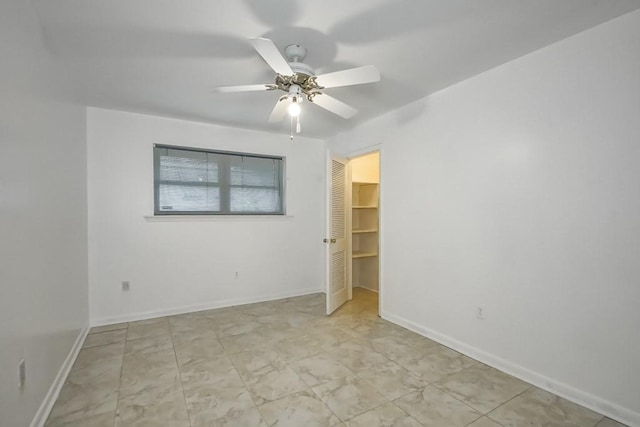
[{"xmin": 154, "ymin": 145, "xmax": 284, "ymax": 215}]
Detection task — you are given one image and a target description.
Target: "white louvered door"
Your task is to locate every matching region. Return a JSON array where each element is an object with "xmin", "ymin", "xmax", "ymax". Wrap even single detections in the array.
[{"xmin": 326, "ymin": 154, "xmax": 350, "ymax": 315}]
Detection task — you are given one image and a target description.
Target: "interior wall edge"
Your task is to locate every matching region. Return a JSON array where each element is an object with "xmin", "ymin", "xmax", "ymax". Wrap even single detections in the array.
[
  {"xmin": 28, "ymin": 326, "xmax": 90, "ymax": 427},
  {"xmin": 91, "ymin": 287, "xmax": 324, "ymax": 327},
  {"xmin": 381, "ymin": 310, "xmax": 640, "ymax": 427}
]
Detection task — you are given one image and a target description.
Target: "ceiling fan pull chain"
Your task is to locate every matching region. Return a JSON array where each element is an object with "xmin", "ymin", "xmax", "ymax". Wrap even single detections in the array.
[{"xmin": 290, "ymin": 115, "xmax": 294, "ymax": 140}]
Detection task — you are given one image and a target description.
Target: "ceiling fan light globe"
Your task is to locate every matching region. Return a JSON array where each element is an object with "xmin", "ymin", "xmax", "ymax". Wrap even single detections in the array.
[{"xmin": 288, "ymin": 102, "xmax": 301, "ymax": 117}]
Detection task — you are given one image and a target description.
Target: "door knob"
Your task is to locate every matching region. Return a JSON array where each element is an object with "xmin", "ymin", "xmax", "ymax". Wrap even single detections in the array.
[
  {"xmin": 330, "ymin": 238, "xmax": 337, "ymax": 243},
  {"xmin": 323, "ymin": 238, "xmax": 329, "ymax": 243}
]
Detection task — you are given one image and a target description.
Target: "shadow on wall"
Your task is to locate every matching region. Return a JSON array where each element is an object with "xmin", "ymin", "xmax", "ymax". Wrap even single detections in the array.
[
  {"xmin": 330, "ymin": 0, "xmax": 493, "ymax": 44},
  {"xmin": 395, "ymin": 98, "xmax": 428, "ymax": 126},
  {"xmin": 41, "ymin": 24, "xmax": 252, "ymax": 59},
  {"xmin": 244, "ymin": 0, "xmax": 301, "ymax": 27}
]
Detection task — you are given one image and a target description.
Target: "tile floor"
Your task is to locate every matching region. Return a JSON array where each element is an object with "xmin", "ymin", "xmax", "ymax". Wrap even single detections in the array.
[{"xmin": 45, "ymin": 288, "xmax": 626, "ymax": 427}]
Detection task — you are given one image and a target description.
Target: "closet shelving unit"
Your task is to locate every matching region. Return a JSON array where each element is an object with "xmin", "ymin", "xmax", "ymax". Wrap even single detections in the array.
[{"xmin": 352, "ymin": 182, "xmax": 379, "ymax": 289}]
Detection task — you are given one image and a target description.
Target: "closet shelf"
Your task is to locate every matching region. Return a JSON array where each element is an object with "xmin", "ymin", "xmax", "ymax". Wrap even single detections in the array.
[
  {"xmin": 352, "ymin": 205, "xmax": 378, "ymax": 209},
  {"xmin": 352, "ymin": 228, "xmax": 378, "ymax": 234},
  {"xmin": 352, "ymin": 251, "xmax": 378, "ymax": 259}
]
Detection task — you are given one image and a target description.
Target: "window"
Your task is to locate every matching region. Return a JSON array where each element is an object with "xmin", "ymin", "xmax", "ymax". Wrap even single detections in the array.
[{"xmin": 153, "ymin": 145, "xmax": 284, "ymax": 215}]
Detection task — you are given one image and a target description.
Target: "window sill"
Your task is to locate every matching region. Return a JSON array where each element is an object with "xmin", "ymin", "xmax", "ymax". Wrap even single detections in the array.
[{"xmin": 144, "ymin": 215, "xmax": 294, "ymax": 222}]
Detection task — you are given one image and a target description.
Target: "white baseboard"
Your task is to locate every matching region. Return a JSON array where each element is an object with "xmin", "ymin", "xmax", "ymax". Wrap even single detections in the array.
[
  {"xmin": 381, "ymin": 310, "xmax": 639, "ymax": 427},
  {"xmin": 30, "ymin": 325, "xmax": 89, "ymax": 427},
  {"xmin": 92, "ymin": 287, "xmax": 324, "ymax": 326}
]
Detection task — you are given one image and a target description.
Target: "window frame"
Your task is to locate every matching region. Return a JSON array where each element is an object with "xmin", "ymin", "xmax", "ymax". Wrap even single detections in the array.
[{"xmin": 153, "ymin": 144, "xmax": 286, "ymax": 216}]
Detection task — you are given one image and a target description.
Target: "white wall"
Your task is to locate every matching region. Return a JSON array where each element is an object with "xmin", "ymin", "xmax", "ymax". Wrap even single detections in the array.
[
  {"xmin": 330, "ymin": 10, "xmax": 640, "ymax": 426},
  {"xmin": 0, "ymin": 1, "xmax": 89, "ymax": 426},
  {"xmin": 87, "ymin": 108, "xmax": 326, "ymax": 324}
]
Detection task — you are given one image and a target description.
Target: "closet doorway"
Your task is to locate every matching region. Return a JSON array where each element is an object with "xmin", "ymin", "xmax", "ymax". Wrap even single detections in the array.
[{"xmin": 349, "ymin": 151, "xmax": 380, "ymax": 313}]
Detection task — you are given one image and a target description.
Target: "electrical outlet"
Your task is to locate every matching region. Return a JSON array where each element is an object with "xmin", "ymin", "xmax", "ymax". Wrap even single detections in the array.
[
  {"xmin": 18, "ymin": 359, "xmax": 25, "ymax": 389},
  {"xmin": 122, "ymin": 281, "xmax": 130, "ymax": 291},
  {"xmin": 476, "ymin": 307, "xmax": 484, "ymax": 320}
]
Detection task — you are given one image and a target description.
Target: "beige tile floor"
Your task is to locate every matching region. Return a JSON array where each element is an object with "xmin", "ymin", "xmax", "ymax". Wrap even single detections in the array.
[{"xmin": 45, "ymin": 288, "xmax": 627, "ymax": 427}]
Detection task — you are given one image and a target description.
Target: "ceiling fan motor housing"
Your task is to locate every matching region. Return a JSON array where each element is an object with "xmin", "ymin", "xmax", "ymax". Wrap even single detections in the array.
[
  {"xmin": 284, "ymin": 44, "xmax": 307, "ymax": 62},
  {"xmin": 271, "ymin": 44, "xmax": 321, "ymax": 100},
  {"xmin": 289, "ymin": 62, "xmax": 315, "ymax": 77}
]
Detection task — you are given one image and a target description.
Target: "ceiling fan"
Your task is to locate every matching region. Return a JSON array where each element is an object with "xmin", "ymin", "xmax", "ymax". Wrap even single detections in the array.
[{"xmin": 213, "ymin": 38, "xmax": 381, "ymax": 134}]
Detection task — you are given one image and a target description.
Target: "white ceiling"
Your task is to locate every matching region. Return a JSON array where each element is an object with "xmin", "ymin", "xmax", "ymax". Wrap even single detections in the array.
[{"xmin": 35, "ymin": 0, "xmax": 640, "ymax": 139}]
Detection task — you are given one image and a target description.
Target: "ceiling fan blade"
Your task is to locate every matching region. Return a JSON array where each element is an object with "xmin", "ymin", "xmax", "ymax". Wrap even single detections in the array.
[
  {"xmin": 268, "ymin": 98, "xmax": 289, "ymax": 123},
  {"xmin": 249, "ymin": 37, "xmax": 293, "ymax": 76},
  {"xmin": 315, "ymin": 65, "xmax": 380, "ymax": 88},
  {"xmin": 212, "ymin": 84, "xmax": 275, "ymax": 93},
  {"xmin": 311, "ymin": 93, "xmax": 358, "ymax": 119}
]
